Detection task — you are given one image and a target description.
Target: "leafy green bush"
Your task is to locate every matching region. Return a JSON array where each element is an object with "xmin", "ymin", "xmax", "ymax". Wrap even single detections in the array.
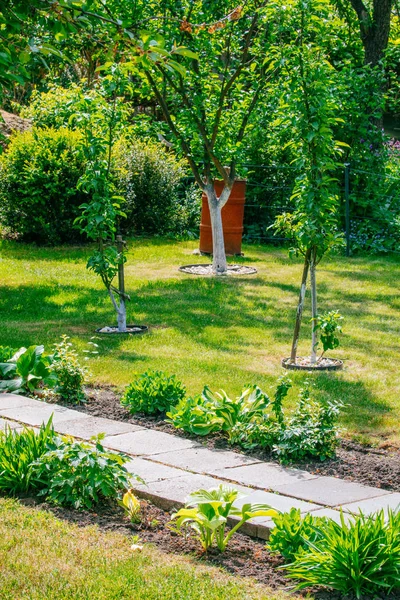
[
  {"xmin": 52, "ymin": 335, "xmax": 89, "ymax": 404},
  {"xmin": 20, "ymin": 83, "xmax": 109, "ymax": 129},
  {"xmin": 113, "ymin": 138, "xmax": 189, "ymax": 236},
  {"xmin": 170, "ymin": 484, "xmax": 277, "ymax": 552},
  {"xmin": 33, "ymin": 434, "xmax": 132, "ymax": 509},
  {"xmin": 0, "ymin": 127, "xmax": 86, "ymax": 244},
  {"xmin": 121, "ymin": 370, "xmax": 186, "ymax": 415},
  {"xmin": 267, "ymin": 508, "xmax": 326, "ymax": 562},
  {"xmin": 284, "ymin": 510, "xmax": 400, "ymax": 599},
  {"xmin": 0, "ymin": 345, "xmax": 57, "ymax": 395},
  {"xmin": 0, "ymin": 419, "xmax": 55, "ymax": 494}
]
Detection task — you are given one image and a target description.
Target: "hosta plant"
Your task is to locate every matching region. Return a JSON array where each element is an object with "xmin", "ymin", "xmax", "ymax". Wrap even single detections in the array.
[
  {"xmin": 118, "ymin": 489, "xmax": 142, "ymax": 524},
  {"xmin": 0, "ymin": 345, "xmax": 57, "ymax": 395},
  {"xmin": 284, "ymin": 510, "xmax": 400, "ymax": 599},
  {"xmin": 121, "ymin": 370, "xmax": 186, "ymax": 415},
  {"xmin": 170, "ymin": 484, "xmax": 277, "ymax": 552},
  {"xmin": 166, "ymin": 393, "xmax": 224, "ymax": 436},
  {"xmin": 0, "ymin": 418, "xmax": 55, "ymax": 494}
]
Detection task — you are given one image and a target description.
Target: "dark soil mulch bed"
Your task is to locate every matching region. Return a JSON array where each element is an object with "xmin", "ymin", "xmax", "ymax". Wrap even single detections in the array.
[{"xmin": 73, "ymin": 385, "xmax": 400, "ymax": 493}]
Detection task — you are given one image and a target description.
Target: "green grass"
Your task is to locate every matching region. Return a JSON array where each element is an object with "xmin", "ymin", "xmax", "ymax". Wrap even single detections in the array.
[
  {"xmin": 0, "ymin": 498, "xmax": 287, "ymax": 600},
  {"xmin": 0, "ymin": 237, "xmax": 399, "ymax": 445}
]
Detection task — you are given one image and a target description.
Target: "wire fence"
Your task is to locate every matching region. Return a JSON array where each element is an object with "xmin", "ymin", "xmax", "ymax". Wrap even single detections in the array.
[{"xmin": 238, "ymin": 161, "xmax": 400, "ymax": 254}]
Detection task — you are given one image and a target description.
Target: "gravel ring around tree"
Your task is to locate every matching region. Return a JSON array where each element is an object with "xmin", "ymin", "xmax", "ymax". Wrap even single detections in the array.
[{"xmin": 179, "ymin": 264, "xmax": 257, "ymax": 276}]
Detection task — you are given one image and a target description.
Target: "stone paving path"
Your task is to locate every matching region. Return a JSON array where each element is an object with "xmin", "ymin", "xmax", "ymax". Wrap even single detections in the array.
[{"xmin": 1, "ymin": 392, "xmax": 399, "ymax": 540}]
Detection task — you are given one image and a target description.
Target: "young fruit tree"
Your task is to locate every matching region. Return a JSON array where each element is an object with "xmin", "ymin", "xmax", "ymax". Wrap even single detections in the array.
[
  {"xmin": 128, "ymin": 1, "xmax": 273, "ymax": 275},
  {"xmin": 274, "ymin": 0, "xmax": 345, "ymax": 365},
  {"xmin": 73, "ymin": 68, "xmax": 131, "ymax": 332}
]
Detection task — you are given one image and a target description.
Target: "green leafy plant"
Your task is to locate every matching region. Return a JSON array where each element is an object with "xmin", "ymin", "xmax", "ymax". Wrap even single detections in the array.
[
  {"xmin": 267, "ymin": 508, "xmax": 326, "ymax": 562},
  {"xmin": 118, "ymin": 489, "xmax": 142, "ymax": 524},
  {"xmin": 122, "ymin": 370, "xmax": 186, "ymax": 415},
  {"xmin": 0, "ymin": 127, "xmax": 86, "ymax": 244},
  {"xmin": 284, "ymin": 510, "xmax": 400, "ymax": 598},
  {"xmin": 0, "ymin": 345, "xmax": 57, "ymax": 395},
  {"xmin": 170, "ymin": 484, "xmax": 277, "ymax": 552},
  {"xmin": 0, "ymin": 418, "xmax": 55, "ymax": 494},
  {"xmin": 273, "ymin": 384, "xmax": 343, "ymax": 463},
  {"xmin": 52, "ymin": 335, "xmax": 89, "ymax": 404},
  {"xmin": 33, "ymin": 434, "xmax": 133, "ymax": 509},
  {"xmin": 166, "ymin": 393, "xmax": 224, "ymax": 435},
  {"xmin": 313, "ymin": 311, "xmax": 343, "ymax": 362}
]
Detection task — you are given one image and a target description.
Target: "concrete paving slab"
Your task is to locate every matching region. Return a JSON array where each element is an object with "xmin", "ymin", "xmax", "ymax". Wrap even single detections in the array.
[
  {"xmin": 0, "ymin": 393, "xmax": 43, "ymax": 410},
  {"xmin": 125, "ymin": 457, "xmax": 187, "ymax": 484},
  {"xmin": 153, "ymin": 446, "xmax": 260, "ymax": 475},
  {"xmin": 103, "ymin": 429, "xmax": 199, "ymax": 456},
  {"xmin": 341, "ymin": 492, "xmax": 400, "ymax": 515},
  {"xmin": 133, "ymin": 474, "xmax": 253, "ymax": 511},
  {"xmin": 0, "ymin": 417, "xmax": 21, "ymax": 430},
  {"xmin": 274, "ymin": 475, "xmax": 390, "ymax": 507},
  {"xmin": 0, "ymin": 404, "xmax": 92, "ymax": 428},
  {"xmin": 54, "ymin": 416, "xmax": 143, "ymax": 440},
  {"xmin": 215, "ymin": 461, "xmax": 317, "ymax": 490},
  {"xmin": 307, "ymin": 507, "xmax": 352, "ymax": 524}
]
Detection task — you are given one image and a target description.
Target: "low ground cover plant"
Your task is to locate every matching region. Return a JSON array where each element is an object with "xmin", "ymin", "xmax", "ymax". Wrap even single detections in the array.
[
  {"xmin": 0, "ymin": 419, "xmax": 55, "ymax": 494},
  {"xmin": 281, "ymin": 509, "xmax": 400, "ymax": 599},
  {"xmin": 267, "ymin": 508, "xmax": 327, "ymax": 562},
  {"xmin": 167, "ymin": 377, "xmax": 342, "ymax": 463},
  {"xmin": 170, "ymin": 484, "xmax": 277, "ymax": 552},
  {"xmin": 121, "ymin": 370, "xmax": 186, "ymax": 415}
]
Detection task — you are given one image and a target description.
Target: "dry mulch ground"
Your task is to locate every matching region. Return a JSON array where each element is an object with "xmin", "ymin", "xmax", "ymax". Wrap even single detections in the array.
[{"xmin": 74, "ymin": 385, "xmax": 400, "ymax": 493}]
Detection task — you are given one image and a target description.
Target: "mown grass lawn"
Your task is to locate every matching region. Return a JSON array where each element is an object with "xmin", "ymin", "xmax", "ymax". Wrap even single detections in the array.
[
  {"xmin": 0, "ymin": 237, "xmax": 399, "ymax": 445},
  {"xmin": 0, "ymin": 498, "xmax": 287, "ymax": 600}
]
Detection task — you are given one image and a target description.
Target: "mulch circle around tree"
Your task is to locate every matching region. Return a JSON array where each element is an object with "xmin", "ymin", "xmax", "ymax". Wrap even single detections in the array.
[
  {"xmin": 179, "ymin": 264, "xmax": 257, "ymax": 276},
  {"xmin": 282, "ymin": 357, "xmax": 343, "ymax": 371},
  {"xmin": 74, "ymin": 386, "xmax": 400, "ymax": 494},
  {"xmin": 95, "ymin": 325, "xmax": 148, "ymax": 335}
]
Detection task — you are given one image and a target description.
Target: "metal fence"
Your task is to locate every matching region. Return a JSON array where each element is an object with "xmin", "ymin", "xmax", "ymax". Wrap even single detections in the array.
[{"xmin": 239, "ymin": 161, "xmax": 400, "ymax": 255}]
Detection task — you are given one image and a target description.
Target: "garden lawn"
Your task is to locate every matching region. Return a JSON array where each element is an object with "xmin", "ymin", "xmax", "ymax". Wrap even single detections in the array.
[
  {"xmin": 0, "ymin": 237, "xmax": 399, "ymax": 445},
  {"xmin": 0, "ymin": 498, "xmax": 287, "ymax": 600}
]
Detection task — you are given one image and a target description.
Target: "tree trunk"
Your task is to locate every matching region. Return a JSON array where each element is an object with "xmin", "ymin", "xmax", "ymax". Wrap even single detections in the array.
[
  {"xmin": 290, "ymin": 248, "xmax": 311, "ymax": 363},
  {"xmin": 204, "ymin": 184, "xmax": 228, "ymax": 275},
  {"xmin": 310, "ymin": 248, "xmax": 318, "ymax": 365},
  {"xmin": 117, "ymin": 299, "xmax": 127, "ymax": 332}
]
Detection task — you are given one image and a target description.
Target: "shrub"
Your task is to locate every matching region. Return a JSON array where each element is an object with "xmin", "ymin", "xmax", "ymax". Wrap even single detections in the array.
[
  {"xmin": 113, "ymin": 138, "xmax": 188, "ymax": 236},
  {"xmin": 267, "ymin": 508, "xmax": 326, "ymax": 562},
  {"xmin": 52, "ymin": 335, "xmax": 89, "ymax": 404},
  {"xmin": 170, "ymin": 484, "xmax": 277, "ymax": 552},
  {"xmin": 121, "ymin": 370, "xmax": 186, "ymax": 415},
  {"xmin": 33, "ymin": 434, "xmax": 132, "ymax": 509},
  {"xmin": 0, "ymin": 345, "xmax": 57, "ymax": 395},
  {"xmin": 20, "ymin": 83, "xmax": 109, "ymax": 129},
  {"xmin": 0, "ymin": 418, "xmax": 55, "ymax": 494},
  {"xmin": 0, "ymin": 127, "xmax": 86, "ymax": 244},
  {"xmin": 284, "ymin": 510, "xmax": 400, "ymax": 598}
]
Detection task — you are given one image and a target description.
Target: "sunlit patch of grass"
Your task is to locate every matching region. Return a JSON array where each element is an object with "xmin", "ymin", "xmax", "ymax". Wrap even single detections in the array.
[
  {"xmin": 0, "ymin": 237, "xmax": 399, "ymax": 445},
  {"xmin": 0, "ymin": 498, "xmax": 287, "ymax": 600}
]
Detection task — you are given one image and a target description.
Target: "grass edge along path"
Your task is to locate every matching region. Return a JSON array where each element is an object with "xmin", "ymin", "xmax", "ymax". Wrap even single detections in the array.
[{"xmin": 0, "ymin": 497, "xmax": 289, "ymax": 600}]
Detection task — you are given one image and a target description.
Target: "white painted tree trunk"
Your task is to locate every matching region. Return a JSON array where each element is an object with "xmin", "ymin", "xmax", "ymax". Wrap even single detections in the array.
[
  {"xmin": 310, "ymin": 252, "xmax": 318, "ymax": 364},
  {"xmin": 108, "ymin": 289, "xmax": 127, "ymax": 332},
  {"xmin": 204, "ymin": 182, "xmax": 232, "ymax": 276}
]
